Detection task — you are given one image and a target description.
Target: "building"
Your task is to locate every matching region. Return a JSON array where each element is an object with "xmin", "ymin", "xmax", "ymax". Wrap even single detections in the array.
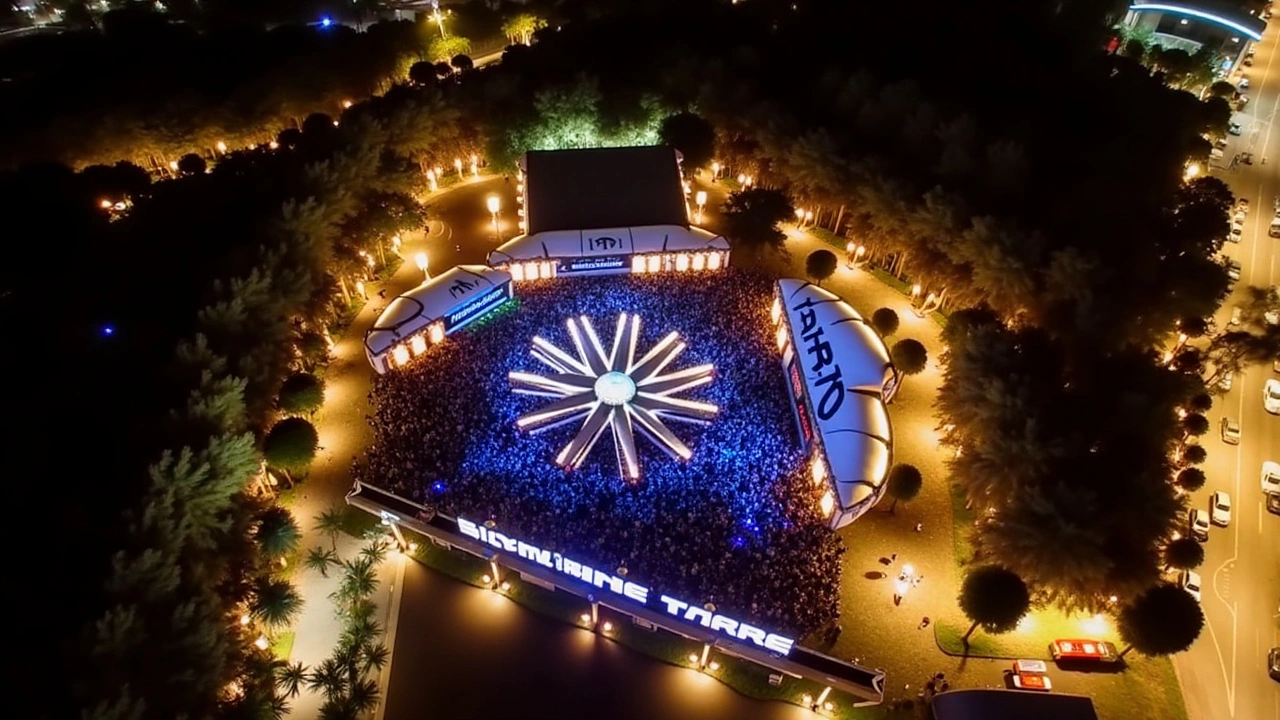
[
  {"xmin": 364, "ymin": 265, "xmax": 512, "ymax": 373},
  {"xmin": 772, "ymin": 280, "xmax": 898, "ymax": 529},
  {"xmin": 488, "ymin": 146, "xmax": 731, "ymax": 281},
  {"xmin": 1124, "ymin": 1, "xmax": 1266, "ymax": 71}
]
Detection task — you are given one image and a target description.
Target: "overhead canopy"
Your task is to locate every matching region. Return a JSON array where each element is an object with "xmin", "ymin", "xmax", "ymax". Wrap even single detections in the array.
[
  {"xmin": 932, "ymin": 689, "xmax": 1099, "ymax": 720},
  {"xmin": 489, "ymin": 225, "xmax": 729, "ymax": 265},
  {"xmin": 1128, "ymin": 2, "xmax": 1265, "ymax": 41},
  {"xmin": 364, "ymin": 265, "xmax": 511, "ymax": 357},
  {"xmin": 777, "ymin": 279, "xmax": 897, "ymax": 518},
  {"xmin": 521, "ymin": 146, "xmax": 688, "ymax": 234}
]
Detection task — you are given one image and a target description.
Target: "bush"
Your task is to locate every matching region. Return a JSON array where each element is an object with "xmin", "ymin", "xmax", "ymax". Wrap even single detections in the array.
[
  {"xmin": 278, "ymin": 372, "xmax": 325, "ymax": 415},
  {"xmin": 871, "ymin": 307, "xmax": 899, "ymax": 337}
]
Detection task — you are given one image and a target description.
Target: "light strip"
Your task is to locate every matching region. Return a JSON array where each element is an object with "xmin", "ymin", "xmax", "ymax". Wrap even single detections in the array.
[{"xmin": 1129, "ymin": 3, "xmax": 1263, "ymax": 41}]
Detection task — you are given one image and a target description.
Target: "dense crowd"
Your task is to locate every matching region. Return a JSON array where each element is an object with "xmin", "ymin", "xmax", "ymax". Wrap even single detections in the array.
[{"xmin": 356, "ymin": 271, "xmax": 844, "ymax": 636}]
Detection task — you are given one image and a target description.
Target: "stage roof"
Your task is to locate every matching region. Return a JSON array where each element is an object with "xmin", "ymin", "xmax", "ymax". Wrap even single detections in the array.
[
  {"xmin": 364, "ymin": 265, "xmax": 510, "ymax": 356},
  {"xmin": 489, "ymin": 224, "xmax": 729, "ymax": 265},
  {"xmin": 521, "ymin": 146, "xmax": 688, "ymax": 234}
]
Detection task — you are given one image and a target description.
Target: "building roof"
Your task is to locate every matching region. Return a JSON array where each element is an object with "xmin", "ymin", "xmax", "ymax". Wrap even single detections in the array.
[
  {"xmin": 521, "ymin": 146, "xmax": 688, "ymax": 234},
  {"xmin": 489, "ymin": 225, "xmax": 729, "ymax": 265},
  {"xmin": 364, "ymin": 265, "xmax": 511, "ymax": 356},
  {"xmin": 932, "ymin": 689, "xmax": 1099, "ymax": 720},
  {"xmin": 1129, "ymin": 2, "xmax": 1266, "ymax": 41},
  {"xmin": 777, "ymin": 280, "xmax": 896, "ymax": 517}
]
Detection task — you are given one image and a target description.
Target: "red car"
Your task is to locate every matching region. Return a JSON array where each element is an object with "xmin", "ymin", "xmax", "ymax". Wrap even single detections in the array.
[
  {"xmin": 1010, "ymin": 659, "xmax": 1053, "ymax": 691},
  {"xmin": 1050, "ymin": 638, "xmax": 1121, "ymax": 663}
]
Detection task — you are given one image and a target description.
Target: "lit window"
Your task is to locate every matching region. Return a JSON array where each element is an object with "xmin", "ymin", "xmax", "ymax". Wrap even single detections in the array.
[
  {"xmin": 632, "ymin": 255, "xmax": 647, "ymax": 274},
  {"xmin": 770, "ymin": 297, "xmax": 781, "ymax": 324},
  {"xmin": 526, "ymin": 262, "xmax": 540, "ymax": 280},
  {"xmin": 819, "ymin": 490, "xmax": 835, "ymax": 518},
  {"xmin": 410, "ymin": 335, "xmax": 427, "ymax": 355},
  {"xmin": 692, "ymin": 253, "xmax": 706, "ymax": 271},
  {"xmin": 392, "ymin": 345, "xmax": 410, "ymax": 367},
  {"xmin": 811, "ymin": 457, "xmax": 828, "ymax": 485},
  {"xmin": 675, "ymin": 253, "xmax": 690, "ymax": 272},
  {"xmin": 707, "ymin": 252, "xmax": 722, "ymax": 270},
  {"xmin": 647, "ymin": 255, "xmax": 661, "ymax": 273},
  {"xmin": 511, "ymin": 263, "xmax": 525, "ymax": 282},
  {"xmin": 539, "ymin": 261, "xmax": 554, "ymax": 279},
  {"xmin": 429, "ymin": 323, "xmax": 445, "ymax": 344},
  {"xmin": 775, "ymin": 325, "xmax": 789, "ymax": 351}
]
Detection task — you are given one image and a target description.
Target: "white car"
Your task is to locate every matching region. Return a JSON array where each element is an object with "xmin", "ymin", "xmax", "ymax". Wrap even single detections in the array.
[
  {"xmin": 1180, "ymin": 569, "xmax": 1203, "ymax": 602},
  {"xmin": 1190, "ymin": 508, "xmax": 1211, "ymax": 541},
  {"xmin": 1266, "ymin": 379, "xmax": 1280, "ymax": 414},
  {"xmin": 1219, "ymin": 370, "xmax": 1234, "ymax": 390},
  {"xmin": 1239, "ymin": 77, "xmax": 1251, "ymax": 90},
  {"xmin": 1210, "ymin": 491, "xmax": 1231, "ymax": 526},
  {"xmin": 1263, "ymin": 461, "xmax": 1280, "ymax": 495}
]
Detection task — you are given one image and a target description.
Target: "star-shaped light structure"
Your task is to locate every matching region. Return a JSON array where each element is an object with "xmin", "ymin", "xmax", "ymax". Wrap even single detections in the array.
[{"xmin": 509, "ymin": 313, "xmax": 718, "ymax": 482}]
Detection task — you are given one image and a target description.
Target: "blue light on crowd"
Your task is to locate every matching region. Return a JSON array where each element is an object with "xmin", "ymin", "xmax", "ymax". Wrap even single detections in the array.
[
  {"xmin": 102, "ymin": 325, "xmax": 115, "ymax": 336},
  {"xmin": 430, "ymin": 480, "xmax": 447, "ymax": 494},
  {"xmin": 320, "ymin": 16, "xmax": 332, "ymax": 27}
]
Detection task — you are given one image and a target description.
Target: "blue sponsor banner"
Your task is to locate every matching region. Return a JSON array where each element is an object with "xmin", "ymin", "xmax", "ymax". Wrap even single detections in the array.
[
  {"xmin": 557, "ymin": 255, "xmax": 628, "ymax": 275},
  {"xmin": 442, "ymin": 282, "xmax": 512, "ymax": 334}
]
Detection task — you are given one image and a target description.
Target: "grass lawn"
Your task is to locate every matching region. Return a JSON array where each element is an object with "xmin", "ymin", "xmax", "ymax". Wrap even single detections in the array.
[{"xmin": 272, "ymin": 631, "xmax": 296, "ymax": 661}]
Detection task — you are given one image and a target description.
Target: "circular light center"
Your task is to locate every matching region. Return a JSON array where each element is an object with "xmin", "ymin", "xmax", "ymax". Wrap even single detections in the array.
[{"xmin": 594, "ymin": 371, "xmax": 637, "ymax": 406}]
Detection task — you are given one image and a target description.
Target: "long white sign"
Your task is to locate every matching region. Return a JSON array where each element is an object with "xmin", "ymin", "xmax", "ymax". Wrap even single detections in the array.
[{"xmin": 457, "ymin": 517, "xmax": 795, "ymax": 655}]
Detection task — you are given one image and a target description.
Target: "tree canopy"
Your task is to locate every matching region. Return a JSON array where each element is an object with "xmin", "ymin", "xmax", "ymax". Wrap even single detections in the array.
[{"xmin": 1117, "ymin": 583, "xmax": 1205, "ymax": 657}]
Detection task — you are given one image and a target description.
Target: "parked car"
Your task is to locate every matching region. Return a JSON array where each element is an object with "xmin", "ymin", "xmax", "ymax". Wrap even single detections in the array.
[
  {"xmin": 1210, "ymin": 491, "xmax": 1231, "ymax": 526},
  {"xmin": 1270, "ymin": 647, "xmax": 1280, "ymax": 681},
  {"xmin": 1009, "ymin": 659, "xmax": 1053, "ymax": 691},
  {"xmin": 1050, "ymin": 639, "xmax": 1121, "ymax": 663},
  {"xmin": 1180, "ymin": 569, "xmax": 1203, "ymax": 602},
  {"xmin": 1265, "ymin": 379, "xmax": 1280, "ymax": 415},
  {"xmin": 1221, "ymin": 417, "xmax": 1241, "ymax": 444},
  {"xmin": 1244, "ymin": 55, "xmax": 1255, "ymax": 66},
  {"xmin": 1231, "ymin": 306, "xmax": 1244, "ymax": 326},
  {"xmin": 1219, "ymin": 369, "xmax": 1235, "ymax": 391},
  {"xmin": 1263, "ymin": 461, "xmax": 1280, "ymax": 494},
  {"xmin": 1227, "ymin": 258, "xmax": 1242, "ymax": 280},
  {"xmin": 1230, "ymin": 223, "xmax": 1244, "ymax": 243},
  {"xmin": 1211, "ymin": 147, "xmax": 1226, "ymax": 161},
  {"xmin": 1239, "ymin": 77, "xmax": 1251, "ymax": 89},
  {"xmin": 1267, "ymin": 492, "xmax": 1280, "ymax": 516},
  {"xmin": 1189, "ymin": 508, "xmax": 1210, "ymax": 541}
]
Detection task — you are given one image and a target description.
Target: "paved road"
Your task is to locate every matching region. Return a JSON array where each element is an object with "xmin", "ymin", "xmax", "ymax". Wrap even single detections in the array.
[
  {"xmin": 1177, "ymin": 23, "xmax": 1280, "ymax": 720},
  {"xmin": 384, "ymin": 559, "xmax": 812, "ymax": 720}
]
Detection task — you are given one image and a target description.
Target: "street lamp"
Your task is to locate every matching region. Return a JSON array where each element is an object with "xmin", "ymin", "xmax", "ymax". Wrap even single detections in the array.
[
  {"xmin": 795, "ymin": 208, "xmax": 806, "ymax": 229},
  {"xmin": 695, "ymin": 190, "xmax": 707, "ymax": 223},
  {"xmin": 215, "ymin": 140, "xmax": 227, "ymax": 154},
  {"xmin": 470, "ymin": 154, "xmax": 479, "ymax": 178},
  {"xmin": 737, "ymin": 173, "xmax": 746, "ymax": 186},
  {"xmin": 454, "ymin": 158, "xmax": 464, "ymax": 178},
  {"xmin": 426, "ymin": 169, "xmax": 437, "ymax": 192},
  {"xmin": 710, "ymin": 161, "xmax": 720, "ymax": 179},
  {"xmin": 1184, "ymin": 162, "xmax": 1201, "ymax": 181},
  {"xmin": 845, "ymin": 241, "xmax": 855, "ymax": 268},
  {"xmin": 415, "ymin": 252, "xmax": 430, "ymax": 280},
  {"xmin": 487, "ymin": 195, "xmax": 502, "ymax": 242}
]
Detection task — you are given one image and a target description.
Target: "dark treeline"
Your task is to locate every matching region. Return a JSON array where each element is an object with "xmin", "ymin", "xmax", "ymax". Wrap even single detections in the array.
[{"xmin": 3, "ymin": 0, "xmax": 1267, "ymax": 715}]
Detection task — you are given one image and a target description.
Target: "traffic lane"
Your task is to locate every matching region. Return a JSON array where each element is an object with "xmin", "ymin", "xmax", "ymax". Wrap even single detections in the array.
[
  {"xmin": 384, "ymin": 559, "xmax": 813, "ymax": 720},
  {"xmin": 423, "ymin": 177, "xmax": 521, "ymax": 269}
]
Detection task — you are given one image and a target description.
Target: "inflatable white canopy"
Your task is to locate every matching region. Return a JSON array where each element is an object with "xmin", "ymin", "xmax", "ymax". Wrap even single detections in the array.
[
  {"xmin": 488, "ymin": 224, "xmax": 730, "ymax": 277},
  {"xmin": 774, "ymin": 280, "xmax": 898, "ymax": 528}
]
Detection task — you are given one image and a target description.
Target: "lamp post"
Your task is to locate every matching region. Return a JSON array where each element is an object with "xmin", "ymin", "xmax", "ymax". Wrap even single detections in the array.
[
  {"xmin": 795, "ymin": 207, "xmax": 806, "ymax": 229},
  {"xmin": 415, "ymin": 252, "xmax": 430, "ymax": 280},
  {"xmin": 426, "ymin": 169, "xmax": 437, "ymax": 192},
  {"xmin": 695, "ymin": 190, "xmax": 707, "ymax": 223},
  {"xmin": 710, "ymin": 161, "xmax": 720, "ymax": 179},
  {"xmin": 454, "ymin": 158, "xmax": 463, "ymax": 178},
  {"xmin": 471, "ymin": 154, "xmax": 479, "ymax": 178},
  {"xmin": 845, "ymin": 241, "xmax": 855, "ymax": 268},
  {"xmin": 487, "ymin": 195, "xmax": 502, "ymax": 242}
]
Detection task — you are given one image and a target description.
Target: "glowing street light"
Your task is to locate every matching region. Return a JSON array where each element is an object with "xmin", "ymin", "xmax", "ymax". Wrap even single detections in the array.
[
  {"xmin": 454, "ymin": 157, "xmax": 464, "ymax": 178},
  {"xmin": 426, "ymin": 169, "xmax": 438, "ymax": 192},
  {"xmin": 737, "ymin": 173, "xmax": 746, "ymax": 186},
  {"xmin": 342, "ymin": 99, "xmax": 353, "ymax": 109},
  {"xmin": 215, "ymin": 140, "xmax": 228, "ymax": 154},
  {"xmin": 710, "ymin": 161, "xmax": 720, "ymax": 178},
  {"xmin": 1184, "ymin": 162, "xmax": 1201, "ymax": 181},
  {"xmin": 487, "ymin": 195, "xmax": 502, "ymax": 241},
  {"xmin": 695, "ymin": 190, "xmax": 707, "ymax": 223},
  {"xmin": 356, "ymin": 280, "xmax": 367, "ymax": 299},
  {"xmin": 415, "ymin": 252, "xmax": 430, "ymax": 280},
  {"xmin": 470, "ymin": 154, "xmax": 479, "ymax": 178}
]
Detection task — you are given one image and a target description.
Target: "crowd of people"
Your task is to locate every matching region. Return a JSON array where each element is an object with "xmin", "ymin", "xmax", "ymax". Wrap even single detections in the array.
[{"xmin": 355, "ymin": 271, "xmax": 844, "ymax": 637}]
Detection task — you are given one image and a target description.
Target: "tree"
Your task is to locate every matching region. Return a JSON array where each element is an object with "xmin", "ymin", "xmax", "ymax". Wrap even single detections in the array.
[
  {"xmin": 958, "ymin": 565, "xmax": 1031, "ymax": 643},
  {"xmin": 884, "ymin": 463, "xmax": 922, "ymax": 514},
  {"xmin": 307, "ymin": 657, "xmax": 348, "ymax": 701},
  {"xmin": 336, "ymin": 556, "xmax": 378, "ymax": 607},
  {"xmin": 255, "ymin": 506, "xmax": 302, "ymax": 559},
  {"xmin": 721, "ymin": 188, "xmax": 793, "ymax": 258},
  {"xmin": 1208, "ymin": 80, "xmax": 1237, "ymax": 99},
  {"xmin": 891, "ymin": 338, "xmax": 928, "ymax": 378},
  {"xmin": 1183, "ymin": 445, "xmax": 1207, "ymax": 465},
  {"xmin": 1175, "ymin": 467, "xmax": 1206, "ymax": 492},
  {"xmin": 408, "ymin": 60, "xmax": 437, "ymax": 86},
  {"xmin": 315, "ymin": 507, "xmax": 345, "ymax": 551},
  {"xmin": 252, "ymin": 577, "xmax": 304, "ymax": 630},
  {"xmin": 502, "ymin": 13, "xmax": 546, "ymax": 45},
  {"xmin": 805, "ymin": 249, "xmax": 839, "ymax": 286},
  {"xmin": 279, "ymin": 372, "xmax": 324, "ymax": 415},
  {"xmin": 305, "ymin": 546, "xmax": 340, "ymax": 578},
  {"xmin": 434, "ymin": 61, "xmax": 454, "ymax": 79},
  {"xmin": 659, "ymin": 112, "xmax": 717, "ymax": 171},
  {"xmin": 1117, "ymin": 583, "xmax": 1205, "ymax": 658},
  {"xmin": 177, "ymin": 153, "xmax": 207, "ymax": 176},
  {"xmin": 428, "ymin": 35, "xmax": 471, "ymax": 63},
  {"xmin": 262, "ymin": 417, "xmax": 319, "ymax": 480},
  {"xmin": 1164, "ymin": 537, "xmax": 1205, "ymax": 571},
  {"xmin": 276, "ymin": 661, "xmax": 308, "ymax": 699},
  {"xmin": 1179, "ymin": 316, "xmax": 1209, "ymax": 338},
  {"xmin": 1188, "ymin": 392, "xmax": 1213, "ymax": 413},
  {"xmin": 450, "ymin": 54, "xmax": 474, "ymax": 72},
  {"xmin": 871, "ymin": 308, "xmax": 900, "ymax": 337},
  {"xmin": 1180, "ymin": 412, "xmax": 1209, "ymax": 438}
]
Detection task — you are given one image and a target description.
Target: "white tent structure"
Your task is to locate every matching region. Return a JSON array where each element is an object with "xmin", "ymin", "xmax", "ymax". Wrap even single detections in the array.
[
  {"xmin": 364, "ymin": 265, "xmax": 512, "ymax": 374},
  {"xmin": 771, "ymin": 280, "xmax": 898, "ymax": 529},
  {"xmin": 488, "ymin": 225, "xmax": 731, "ymax": 281}
]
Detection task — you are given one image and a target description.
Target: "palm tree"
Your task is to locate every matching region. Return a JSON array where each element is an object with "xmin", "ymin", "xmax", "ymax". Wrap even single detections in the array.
[
  {"xmin": 315, "ymin": 508, "xmax": 345, "ymax": 551},
  {"xmin": 884, "ymin": 464, "xmax": 923, "ymax": 514},
  {"xmin": 255, "ymin": 506, "xmax": 302, "ymax": 559},
  {"xmin": 276, "ymin": 661, "xmax": 308, "ymax": 699},
  {"xmin": 308, "ymin": 658, "xmax": 349, "ymax": 701},
  {"xmin": 361, "ymin": 643, "xmax": 390, "ymax": 675},
  {"xmin": 305, "ymin": 546, "xmax": 340, "ymax": 578},
  {"xmin": 342, "ymin": 616, "xmax": 384, "ymax": 652},
  {"xmin": 347, "ymin": 677, "xmax": 381, "ymax": 716},
  {"xmin": 338, "ymin": 556, "xmax": 378, "ymax": 604},
  {"xmin": 359, "ymin": 538, "xmax": 389, "ymax": 565},
  {"xmin": 958, "ymin": 565, "xmax": 1031, "ymax": 644},
  {"xmin": 1117, "ymin": 583, "xmax": 1204, "ymax": 658},
  {"xmin": 252, "ymin": 577, "xmax": 304, "ymax": 630}
]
